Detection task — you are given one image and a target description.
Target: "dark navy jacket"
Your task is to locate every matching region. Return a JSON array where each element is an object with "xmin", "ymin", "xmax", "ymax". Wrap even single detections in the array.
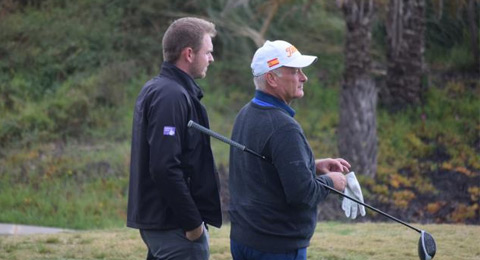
[
  {"xmin": 229, "ymin": 91, "xmax": 333, "ymax": 253},
  {"xmin": 127, "ymin": 62, "xmax": 222, "ymax": 231}
]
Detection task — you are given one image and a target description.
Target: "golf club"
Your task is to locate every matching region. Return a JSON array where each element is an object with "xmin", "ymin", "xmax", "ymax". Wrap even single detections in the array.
[{"xmin": 188, "ymin": 120, "xmax": 437, "ymax": 260}]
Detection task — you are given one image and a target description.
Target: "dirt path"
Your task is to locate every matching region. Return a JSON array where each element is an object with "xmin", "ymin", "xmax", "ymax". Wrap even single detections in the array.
[{"xmin": 0, "ymin": 223, "xmax": 73, "ymax": 235}]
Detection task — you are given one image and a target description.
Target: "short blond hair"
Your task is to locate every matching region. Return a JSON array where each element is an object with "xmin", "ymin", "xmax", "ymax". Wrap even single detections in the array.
[{"xmin": 162, "ymin": 17, "xmax": 216, "ymax": 63}]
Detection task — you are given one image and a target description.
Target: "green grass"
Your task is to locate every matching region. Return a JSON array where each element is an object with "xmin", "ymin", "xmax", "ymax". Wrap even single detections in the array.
[{"xmin": 0, "ymin": 223, "xmax": 479, "ymax": 260}]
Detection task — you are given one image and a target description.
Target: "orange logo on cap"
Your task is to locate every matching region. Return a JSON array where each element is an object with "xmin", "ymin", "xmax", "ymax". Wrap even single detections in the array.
[
  {"xmin": 286, "ymin": 45, "xmax": 297, "ymax": 57},
  {"xmin": 267, "ymin": 58, "xmax": 280, "ymax": 67}
]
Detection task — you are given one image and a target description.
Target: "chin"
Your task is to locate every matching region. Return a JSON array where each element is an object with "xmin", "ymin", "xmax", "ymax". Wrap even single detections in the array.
[
  {"xmin": 193, "ymin": 72, "xmax": 207, "ymax": 79},
  {"xmin": 199, "ymin": 69, "xmax": 208, "ymax": 79}
]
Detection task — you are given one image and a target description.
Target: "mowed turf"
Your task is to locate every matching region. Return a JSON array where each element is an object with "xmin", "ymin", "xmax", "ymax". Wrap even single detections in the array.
[{"xmin": 0, "ymin": 222, "xmax": 478, "ymax": 260}]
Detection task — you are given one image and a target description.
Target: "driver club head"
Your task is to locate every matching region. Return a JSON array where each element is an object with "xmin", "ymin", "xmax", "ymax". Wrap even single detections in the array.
[{"xmin": 418, "ymin": 230, "xmax": 436, "ymax": 260}]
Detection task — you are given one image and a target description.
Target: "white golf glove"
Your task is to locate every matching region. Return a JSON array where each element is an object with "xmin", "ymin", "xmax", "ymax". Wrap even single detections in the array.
[{"xmin": 342, "ymin": 172, "xmax": 366, "ymax": 219}]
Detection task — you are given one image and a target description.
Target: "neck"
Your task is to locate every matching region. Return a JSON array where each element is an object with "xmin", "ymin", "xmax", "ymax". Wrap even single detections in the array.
[
  {"xmin": 172, "ymin": 60, "xmax": 193, "ymax": 78},
  {"xmin": 260, "ymin": 88, "xmax": 290, "ymax": 105},
  {"xmin": 254, "ymin": 90, "xmax": 295, "ymax": 117}
]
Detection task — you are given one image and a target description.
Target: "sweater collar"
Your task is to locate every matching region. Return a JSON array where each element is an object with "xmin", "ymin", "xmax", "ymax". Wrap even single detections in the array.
[
  {"xmin": 160, "ymin": 61, "xmax": 204, "ymax": 100},
  {"xmin": 252, "ymin": 90, "xmax": 295, "ymax": 117}
]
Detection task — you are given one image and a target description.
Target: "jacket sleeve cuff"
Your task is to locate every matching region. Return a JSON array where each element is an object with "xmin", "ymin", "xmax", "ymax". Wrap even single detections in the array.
[
  {"xmin": 318, "ymin": 174, "xmax": 334, "ymax": 190},
  {"xmin": 183, "ymin": 219, "xmax": 204, "ymax": 232}
]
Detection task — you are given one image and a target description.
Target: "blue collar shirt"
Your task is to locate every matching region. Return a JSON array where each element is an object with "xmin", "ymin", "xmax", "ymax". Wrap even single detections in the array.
[{"xmin": 251, "ymin": 90, "xmax": 296, "ymax": 117}]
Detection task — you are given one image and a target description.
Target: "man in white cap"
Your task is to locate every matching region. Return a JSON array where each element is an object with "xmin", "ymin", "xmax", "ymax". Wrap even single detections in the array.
[{"xmin": 228, "ymin": 40, "xmax": 352, "ymax": 259}]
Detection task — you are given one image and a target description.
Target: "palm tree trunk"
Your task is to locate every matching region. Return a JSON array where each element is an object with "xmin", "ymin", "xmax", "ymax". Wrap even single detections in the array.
[
  {"xmin": 338, "ymin": 77, "xmax": 378, "ymax": 177},
  {"xmin": 467, "ymin": 0, "xmax": 479, "ymax": 73},
  {"xmin": 386, "ymin": 0, "xmax": 426, "ymax": 109},
  {"xmin": 338, "ymin": 0, "xmax": 378, "ymax": 178}
]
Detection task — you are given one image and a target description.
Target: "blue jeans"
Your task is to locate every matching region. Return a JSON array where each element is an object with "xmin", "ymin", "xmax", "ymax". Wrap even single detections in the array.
[{"xmin": 230, "ymin": 239, "xmax": 307, "ymax": 260}]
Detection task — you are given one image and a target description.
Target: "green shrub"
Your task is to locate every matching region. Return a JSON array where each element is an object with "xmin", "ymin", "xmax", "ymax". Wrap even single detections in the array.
[{"xmin": 0, "ymin": 142, "xmax": 130, "ymax": 229}]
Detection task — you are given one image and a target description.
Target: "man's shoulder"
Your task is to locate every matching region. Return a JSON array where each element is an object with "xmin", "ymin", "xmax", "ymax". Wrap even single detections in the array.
[
  {"xmin": 236, "ymin": 103, "xmax": 300, "ymax": 133},
  {"xmin": 142, "ymin": 76, "xmax": 188, "ymax": 98},
  {"xmin": 245, "ymin": 103, "xmax": 297, "ymax": 123},
  {"xmin": 146, "ymin": 75, "xmax": 182, "ymax": 89}
]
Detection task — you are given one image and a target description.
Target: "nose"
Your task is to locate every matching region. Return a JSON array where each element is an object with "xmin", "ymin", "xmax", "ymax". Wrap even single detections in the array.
[
  {"xmin": 299, "ymin": 69, "xmax": 308, "ymax": 82},
  {"xmin": 209, "ymin": 53, "xmax": 214, "ymax": 63}
]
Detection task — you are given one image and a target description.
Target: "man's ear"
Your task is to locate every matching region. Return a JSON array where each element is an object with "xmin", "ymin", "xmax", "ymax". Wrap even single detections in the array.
[
  {"xmin": 265, "ymin": 72, "xmax": 279, "ymax": 88},
  {"xmin": 181, "ymin": 47, "xmax": 195, "ymax": 63}
]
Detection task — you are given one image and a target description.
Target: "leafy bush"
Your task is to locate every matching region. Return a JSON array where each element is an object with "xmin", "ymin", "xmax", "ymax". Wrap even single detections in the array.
[{"xmin": 0, "ymin": 142, "xmax": 130, "ymax": 229}]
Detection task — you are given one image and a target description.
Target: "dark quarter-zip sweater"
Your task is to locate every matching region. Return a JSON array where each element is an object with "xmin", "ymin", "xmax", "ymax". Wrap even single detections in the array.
[{"xmin": 229, "ymin": 90, "xmax": 334, "ymax": 253}]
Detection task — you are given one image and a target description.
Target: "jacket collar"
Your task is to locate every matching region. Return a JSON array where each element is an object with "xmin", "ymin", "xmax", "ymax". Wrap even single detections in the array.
[
  {"xmin": 252, "ymin": 90, "xmax": 296, "ymax": 117},
  {"xmin": 160, "ymin": 61, "xmax": 204, "ymax": 100}
]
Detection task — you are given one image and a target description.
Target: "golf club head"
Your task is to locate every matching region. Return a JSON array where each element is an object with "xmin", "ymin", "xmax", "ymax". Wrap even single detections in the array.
[{"xmin": 418, "ymin": 230, "xmax": 436, "ymax": 260}]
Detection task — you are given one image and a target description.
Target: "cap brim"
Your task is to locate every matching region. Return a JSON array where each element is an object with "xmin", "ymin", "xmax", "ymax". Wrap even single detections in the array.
[{"xmin": 284, "ymin": 55, "xmax": 318, "ymax": 68}]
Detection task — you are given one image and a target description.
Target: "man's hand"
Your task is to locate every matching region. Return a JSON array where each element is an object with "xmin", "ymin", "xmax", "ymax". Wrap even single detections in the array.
[
  {"xmin": 325, "ymin": 171, "xmax": 347, "ymax": 192},
  {"xmin": 342, "ymin": 172, "xmax": 366, "ymax": 219},
  {"xmin": 185, "ymin": 223, "xmax": 204, "ymax": 241},
  {"xmin": 315, "ymin": 158, "xmax": 351, "ymax": 175}
]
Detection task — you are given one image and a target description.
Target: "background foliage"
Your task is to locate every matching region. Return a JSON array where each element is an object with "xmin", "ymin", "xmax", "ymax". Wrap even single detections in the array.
[{"xmin": 0, "ymin": 0, "xmax": 478, "ymax": 229}]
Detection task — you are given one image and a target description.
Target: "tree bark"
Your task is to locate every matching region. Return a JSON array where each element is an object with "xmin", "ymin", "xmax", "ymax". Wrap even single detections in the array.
[
  {"xmin": 338, "ymin": 0, "xmax": 378, "ymax": 178},
  {"xmin": 338, "ymin": 77, "xmax": 378, "ymax": 177},
  {"xmin": 385, "ymin": 0, "xmax": 426, "ymax": 109},
  {"xmin": 467, "ymin": 0, "xmax": 479, "ymax": 73}
]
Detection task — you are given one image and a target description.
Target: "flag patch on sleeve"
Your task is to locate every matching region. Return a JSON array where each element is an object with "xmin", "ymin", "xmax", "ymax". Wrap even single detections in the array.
[{"xmin": 163, "ymin": 126, "xmax": 176, "ymax": 136}]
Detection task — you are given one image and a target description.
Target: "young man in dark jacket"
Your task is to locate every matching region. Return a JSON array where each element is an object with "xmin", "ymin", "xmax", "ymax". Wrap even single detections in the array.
[
  {"xmin": 229, "ymin": 40, "xmax": 351, "ymax": 260},
  {"xmin": 127, "ymin": 17, "xmax": 222, "ymax": 260}
]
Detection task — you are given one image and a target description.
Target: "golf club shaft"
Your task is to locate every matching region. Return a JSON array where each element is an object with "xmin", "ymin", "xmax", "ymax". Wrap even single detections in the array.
[
  {"xmin": 320, "ymin": 184, "xmax": 421, "ymax": 233},
  {"xmin": 188, "ymin": 120, "xmax": 268, "ymax": 161},
  {"xmin": 187, "ymin": 120, "xmax": 422, "ymax": 234}
]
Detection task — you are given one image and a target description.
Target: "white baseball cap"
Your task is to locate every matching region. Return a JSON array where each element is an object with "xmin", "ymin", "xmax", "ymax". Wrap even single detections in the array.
[{"xmin": 251, "ymin": 40, "xmax": 318, "ymax": 76}]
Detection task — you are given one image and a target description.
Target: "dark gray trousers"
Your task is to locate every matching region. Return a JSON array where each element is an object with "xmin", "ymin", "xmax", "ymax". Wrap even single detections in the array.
[{"xmin": 139, "ymin": 226, "xmax": 209, "ymax": 260}]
